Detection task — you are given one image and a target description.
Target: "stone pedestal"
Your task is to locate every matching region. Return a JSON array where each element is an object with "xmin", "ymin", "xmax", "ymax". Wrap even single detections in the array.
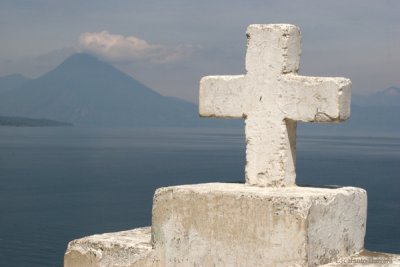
[
  {"xmin": 64, "ymin": 183, "xmax": 368, "ymax": 267},
  {"xmin": 151, "ymin": 183, "xmax": 367, "ymax": 267},
  {"xmin": 63, "ymin": 183, "xmax": 400, "ymax": 267}
]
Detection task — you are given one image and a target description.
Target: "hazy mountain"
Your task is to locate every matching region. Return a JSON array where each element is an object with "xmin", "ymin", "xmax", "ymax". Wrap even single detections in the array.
[
  {"xmin": 0, "ymin": 74, "xmax": 31, "ymax": 93},
  {"xmin": 299, "ymin": 105, "xmax": 400, "ymax": 136},
  {"xmin": 0, "ymin": 53, "xmax": 238, "ymax": 127},
  {"xmin": 0, "ymin": 54, "xmax": 398, "ymax": 133},
  {"xmin": 300, "ymin": 87, "xmax": 400, "ymax": 136},
  {"xmin": 352, "ymin": 86, "xmax": 400, "ymax": 107},
  {"xmin": 0, "ymin": 116, "xmax": 72, "ymax": 127}
]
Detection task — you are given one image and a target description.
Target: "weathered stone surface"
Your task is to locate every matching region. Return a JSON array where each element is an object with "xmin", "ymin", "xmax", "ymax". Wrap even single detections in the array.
[
  {"xmin": 63, "ymin": 229, "xmax": 400, "ymax": 267},
  {"xmin": 151, "ymin": 183, "xmax": 367, "ymax": 267},
  {"xmin": 64, "ymin": 227, "xmax": 154, "ymax": 267},
  {"xmin": 321, "ymin": 250, "xmax": 400, "ymax": 267},
  {"xmin": 199, "ymin": 24, "xmax": 352, "ymax": 187}
]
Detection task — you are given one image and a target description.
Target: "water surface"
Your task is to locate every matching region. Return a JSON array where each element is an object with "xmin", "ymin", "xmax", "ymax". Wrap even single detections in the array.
[{"xmin": 0, "ymin": 127, "xmax": 398, "ymax": 266}]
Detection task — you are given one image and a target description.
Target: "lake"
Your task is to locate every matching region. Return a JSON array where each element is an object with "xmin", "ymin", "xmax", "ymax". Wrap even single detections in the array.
[{"xmin": 0, "ymin": 127, "xmax": 399, "ymax": 266}]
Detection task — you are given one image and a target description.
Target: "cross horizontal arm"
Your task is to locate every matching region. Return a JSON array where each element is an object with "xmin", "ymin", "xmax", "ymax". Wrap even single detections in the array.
[
  {"xmin": 199, "ymin": 75, "xmax": 247, "ymax": 118},
  {"xmin": 281, "ymin": 75, "xmax": 352, "ymax": 122}
]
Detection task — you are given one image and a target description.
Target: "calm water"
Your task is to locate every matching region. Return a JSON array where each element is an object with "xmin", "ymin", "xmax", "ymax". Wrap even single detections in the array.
[{"xmin": 0, "ymin": 127, "xmax": 399, "ymax": 266}]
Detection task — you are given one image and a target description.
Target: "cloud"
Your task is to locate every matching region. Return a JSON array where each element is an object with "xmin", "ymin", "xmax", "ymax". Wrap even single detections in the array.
[{"xmin": 78, "ymin": 31, "xmax": 197, "ymax": 64}]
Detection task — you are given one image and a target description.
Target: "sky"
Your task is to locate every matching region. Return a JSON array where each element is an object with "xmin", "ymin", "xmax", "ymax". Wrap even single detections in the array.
[{"xmin": 0, "ymin": 0, "xmax": 399, "ymax": 103}]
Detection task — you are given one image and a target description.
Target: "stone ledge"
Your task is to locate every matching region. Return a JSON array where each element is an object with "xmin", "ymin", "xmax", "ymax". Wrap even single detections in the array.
[
  {"xmin": 63, "ymin": 228, "xmax": 400, "ymax": 267},
  {"xmin": 321, "ymin": 250, "xmax": 400, "ymax": 267},
  {"xmin": 153, "ymin": 182, "xmax": 364, "ymax": 197},
  {"xmin": 64, "ymin": 227, "xmax": 154, "ymax": 267},
  {"xmin": 152, "ymin": 183, "xmax": 367, "ymax": 267}
]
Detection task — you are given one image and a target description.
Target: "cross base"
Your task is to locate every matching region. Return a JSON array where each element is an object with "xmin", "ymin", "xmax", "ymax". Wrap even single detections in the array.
[
  {"xmin": 63, "ymin": 183, "xmax": 400, "ymax": 267},
  {"xmin": 151, "ymin": 183, "xmax": 366, "ymax": 267}
]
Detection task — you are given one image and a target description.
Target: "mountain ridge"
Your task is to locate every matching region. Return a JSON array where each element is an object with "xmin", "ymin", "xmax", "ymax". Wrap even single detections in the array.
[
  {"xmin": 0, "ymin": 115, "xmax": 72, "ymax": 127},
  {"xmin": 0, "ymin": 53, "xmax": 398, "ymax": 132},
  {"xmin": 0, "ymin": 53, "xmax": 234, "ymax": 127},
  {"xmin": 0, "ymin": 74, "xmax": 32, "ymax": 93},
  {"xmin": 352, "ymin": 86, "xmax": 400, "ymax": 107}
]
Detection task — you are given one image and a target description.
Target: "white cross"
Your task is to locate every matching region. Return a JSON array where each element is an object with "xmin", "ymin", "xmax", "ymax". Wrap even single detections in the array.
[{"xmin": 199, "ymin": 24, "xmax": 351, "ymax": 187}]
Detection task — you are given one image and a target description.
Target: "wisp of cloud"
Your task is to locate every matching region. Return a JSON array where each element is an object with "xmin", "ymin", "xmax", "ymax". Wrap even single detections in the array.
[{"xmin": 79, "ymin": 31, "xmax": 197, "ymax": 64}]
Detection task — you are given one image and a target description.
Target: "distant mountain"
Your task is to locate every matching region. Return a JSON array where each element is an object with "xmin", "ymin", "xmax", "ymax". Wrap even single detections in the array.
[
  {"xmin": 352, "ymin": 86, "xmax": 400, "ymax": 107},
  {"xmin": 300, "ymin": 87, "xmax": 400, "ymax": 136},
  {"xmin": 0, "ymin": 116, "xmax": 72, "ymax": 127},
  {"xmin": 0, "ymin": 53, "xmax": 238, "ymax": 128},
  {"xmin": 298, "ymin": 86, "xmax": 400, "ymax": 137},
  {"xmin": 0, "ymin": 74, "xmax": 31, "ymax": 93},
  {"xmin": 299, "ymin": 105, "xmax": 400, "ymax": 136},
  {"xmin": 0, "ymin": 54, "xmax": 397, "ymax": 133}
]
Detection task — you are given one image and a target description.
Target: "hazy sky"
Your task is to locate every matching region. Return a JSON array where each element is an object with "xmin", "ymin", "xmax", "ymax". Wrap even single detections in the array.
[{"xmin": 0, "ymin": 0, "xmax": 399, "ymax": 102}]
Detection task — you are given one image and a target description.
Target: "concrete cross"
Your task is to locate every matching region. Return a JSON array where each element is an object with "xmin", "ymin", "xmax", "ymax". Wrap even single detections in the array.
[{"xmin": 199, "ymin": 24, "xmax": 352, "ymax": 187}]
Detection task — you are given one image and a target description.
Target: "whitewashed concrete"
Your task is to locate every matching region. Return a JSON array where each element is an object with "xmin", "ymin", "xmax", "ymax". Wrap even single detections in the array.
[
  {"xmin": 65, "ymin": 232, "xmax": 400, "ymax": 267},
  {"xmin": 64, "ymin": 227, "xmax": 154, "ymax": 267},
  {"xmin": 151, "ymin": 183, "xmax": 367, "ymax": 267},
  {"xmin": 65, "ymin": 236, "xmax": 400, "ymax": 267},
  {"xmin": 321, "ymin": 250, "xmax": 400, "ymax": 267},
  {"xmin": 199, "ymin": 24, "xmax": 352, "ymax": 187}
]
